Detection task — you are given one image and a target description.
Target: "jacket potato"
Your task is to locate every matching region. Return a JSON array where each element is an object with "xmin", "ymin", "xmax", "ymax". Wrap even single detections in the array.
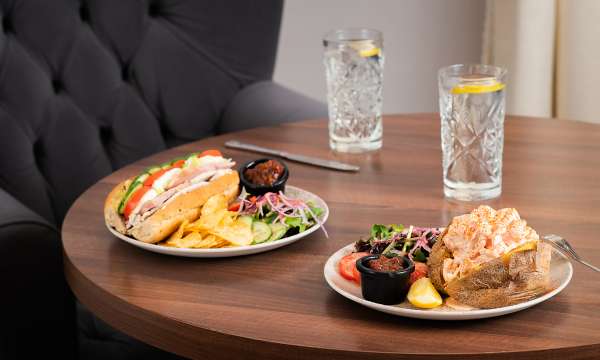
[{"xmin": 427, "ymin": 206, "xmax": 552, "ymax": 309}]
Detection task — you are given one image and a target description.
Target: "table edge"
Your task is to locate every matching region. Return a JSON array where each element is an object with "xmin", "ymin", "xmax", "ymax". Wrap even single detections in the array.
[{"xmin": 65, "ymin": 250, "xmax": 600, "ymax": 360}]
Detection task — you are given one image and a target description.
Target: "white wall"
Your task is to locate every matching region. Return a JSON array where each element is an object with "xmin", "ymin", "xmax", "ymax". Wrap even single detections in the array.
[{"xmin": 274, "ymin": 0, "xmax": 486, "ymax": 114}]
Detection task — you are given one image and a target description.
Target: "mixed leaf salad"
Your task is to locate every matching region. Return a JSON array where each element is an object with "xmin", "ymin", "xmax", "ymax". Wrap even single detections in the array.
[
  {"xmin": 355, "ymin": 224, "xmax": 443, "ymax": 261},
  {"xmin": 338, "ymin": 224, "xmax": 446, "ymax": 308},
  {"xmin": 229, "ymin": 189, "xmax": 327, "ymax": 245}
]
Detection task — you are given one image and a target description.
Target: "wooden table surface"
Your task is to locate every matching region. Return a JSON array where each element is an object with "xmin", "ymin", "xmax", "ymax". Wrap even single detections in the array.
[{"xmin": 62, "ymin": 114, "xmax": 600, "ymax": 360}]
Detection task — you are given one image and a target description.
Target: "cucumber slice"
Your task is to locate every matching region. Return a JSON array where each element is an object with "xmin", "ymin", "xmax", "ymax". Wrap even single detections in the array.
[
  {"xmin": 252, "ymin": 221, "xmax": 272, "ymax": 244},
  {"xmin": 238, "ymin": 216, "xmax": 254, "ymax": 227},
  {"xmin": 183, "ymin": 153, "xmax": 200, "ymax": 168},
  {"xmin": 133, "ymin": 173, "xmax": 149, "ymax": 183},
  {"xmin": 118, "ymin": 181, "xmax": 143, "ymax": 214},
  {"xmin": 118, "ymin": 172, "xmax": 148, "ymax": 209},
  {"xmin": 269, "ymin": 223, "xmax": 288, "ymax": 241}
]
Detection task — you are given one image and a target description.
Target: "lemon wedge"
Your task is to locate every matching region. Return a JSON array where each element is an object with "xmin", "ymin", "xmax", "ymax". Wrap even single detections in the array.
[
  {"xmin": 359, "ymin": 47, "xmax": 380, "ymax": 57},
  {"xmin": 407, "ymin": 277, "xmax": 443, "ymax": 309},
  {"xmin": 451, "ymin": 80, "xmax": 505, "ymax": 94},
  {"xmin": 349, "ymin": 40, "xmax": 380, "ymax": 58},
  {"xmin": 501, "ymin": 240, "xmax": 538, "ymax": 263}
]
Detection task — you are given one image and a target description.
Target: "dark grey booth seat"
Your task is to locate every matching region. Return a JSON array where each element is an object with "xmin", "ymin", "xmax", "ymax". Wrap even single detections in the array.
[{"xmin": 0, "ymin": 1, "xmax": 326, "ymax": 359}]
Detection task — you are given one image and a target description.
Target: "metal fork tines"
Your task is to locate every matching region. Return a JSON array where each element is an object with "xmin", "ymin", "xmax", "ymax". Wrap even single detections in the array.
[{"xmin": 542, "ymin": 234, "xmax": 600, "ymax": 273}]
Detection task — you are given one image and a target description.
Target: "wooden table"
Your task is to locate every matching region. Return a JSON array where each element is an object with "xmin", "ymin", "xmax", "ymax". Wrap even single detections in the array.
[{"xmin": 62, "ymin": 114, "xmax": 600, "ymax": 360}]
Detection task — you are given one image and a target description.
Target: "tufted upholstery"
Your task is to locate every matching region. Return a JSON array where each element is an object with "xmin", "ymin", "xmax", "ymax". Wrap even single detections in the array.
[
  {"xmin": 0, "ymin": 0, "xmax": 284, "ymax": 224},
  {"xmin": 0, "ymin": 1, "xmax": 328, "ymax": 359}
]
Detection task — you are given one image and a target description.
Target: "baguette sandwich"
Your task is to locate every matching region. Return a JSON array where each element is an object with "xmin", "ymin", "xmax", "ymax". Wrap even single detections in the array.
[{"xmin": 104, "ymin": 150, "xmax": 239, "ymax": 243}]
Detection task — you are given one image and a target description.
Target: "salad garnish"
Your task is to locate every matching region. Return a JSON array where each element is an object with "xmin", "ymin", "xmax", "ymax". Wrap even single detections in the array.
[
  {"xmin": 231, "ymin": 188, "xmax": 327, "ymax": 240},
  {"xmin": 355, "ymin": 224, "xmax": 442, "ymax": 261}
]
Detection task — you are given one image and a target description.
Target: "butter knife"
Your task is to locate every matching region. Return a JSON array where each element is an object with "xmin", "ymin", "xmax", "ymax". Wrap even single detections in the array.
[{"xmin": 224, "ymin": 140, "xmax": 360, "ymax": 172}]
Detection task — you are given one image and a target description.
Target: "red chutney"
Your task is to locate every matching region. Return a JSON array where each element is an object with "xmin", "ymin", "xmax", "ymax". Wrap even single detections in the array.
[
  {"xmin": 368, "ymin": 256, "xmax": 405, "ymax": 272},
  {"xmin": 244, "ymin": 160, "xmax": 285, "ymax": 186}
]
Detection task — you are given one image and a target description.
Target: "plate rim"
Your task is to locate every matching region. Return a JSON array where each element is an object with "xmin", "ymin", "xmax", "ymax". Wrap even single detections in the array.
[
  {"xmin": 106, "ymin": 185, "xmax": 329, "ymax": 256},
  {"xmin": 324, "ymin": 243, "xmax": 573, "ymax": 320}
]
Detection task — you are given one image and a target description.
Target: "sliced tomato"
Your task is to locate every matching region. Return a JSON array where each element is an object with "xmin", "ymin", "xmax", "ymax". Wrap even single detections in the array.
[
  {"xmin": 228, "ymin": 202, "xmax": 241, "ymax": 212},
  {"xmin": 123, "ymin": 186, "xmax": 152, "ymax": 220},
  {"xmin": 143, "ymin": 168, "xmax": 169, "ymax": 187},
  {"xmin": 198, "ymin": 149, "xmax": 222, "ymax": 158},
  {"xmin": 171, "ymin": 159, "xmax": 185, "ymax": 168},
  {"xmin": 248, "ymin": 196, "xmax": 257, "ymax": 203},
  {"xmin": 338, "ymin": 252, "xmax": 370, "ymax": 283},
  {"xmin": 351, "ymin": 262, "xmax": 361, "ymax": 283}
]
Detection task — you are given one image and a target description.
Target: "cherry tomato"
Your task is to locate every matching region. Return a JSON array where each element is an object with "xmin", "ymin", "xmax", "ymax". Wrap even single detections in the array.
[
  {"xmin": 408, "ymin": 262, "xmax": 429, "ymax": 286},
  {"xmin": 171, "ymin": 159, "xmax": 185, "ymax": 168},
  {"xmin": 123, "ymin": 186, "xmax": 152, "ymax": 220},
  {"xmin": 228, "ymin": 202, "xmax": 241, "ymax": 212},
  {"xmin": 198, "ymin": 149, "xmax": 222, "ymax": 158},
  {"xmin": 338, "ymin": 252, "xmax": 370, "ymax": 283},
  {"xmin": 143, "ymin": 168, "xmax": 168, "ymax": 187}
]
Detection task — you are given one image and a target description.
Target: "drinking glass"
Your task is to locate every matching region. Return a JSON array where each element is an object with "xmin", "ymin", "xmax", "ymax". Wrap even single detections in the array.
[
  {"xmin": 323, "ymin": 29, "xmax": 384, "ymax": 153},
  {"xmin": 439, "ymin": 64, "xmax": 507, "ymax": 201}
]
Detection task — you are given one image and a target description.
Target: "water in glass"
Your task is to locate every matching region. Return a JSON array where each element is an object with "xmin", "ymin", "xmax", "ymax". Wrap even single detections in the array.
[
  {"xmin": 324, "ymin": 31, "xmax": 384, "ymax": 153},
  {"xmin": 439, "ymin": 66, "xmax": 506, "ymax": 201}
]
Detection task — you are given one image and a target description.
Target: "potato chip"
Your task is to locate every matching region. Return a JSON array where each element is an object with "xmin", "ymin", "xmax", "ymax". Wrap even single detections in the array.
[
  {"xmin": 201, "ymin": 194, "xmax": 227, "ymax": 217},
  {"xmin": 181, "ymin": 222, "xmax": 204, "ymax": 234},
  {"xmin": 163, "ymin": 229, "xmax": 202, "ymax": 248},
  {"xmin": 214, "ymin": 238, "xmax": 231, "ymax": 248},
  {"xmin": 167, "ymin": 220, "xmax": 188, "ymax": 242},
  {"xmin": 197, "ymin": 209, "xmax": 227, "ymax": 230},
  {"xmin": 164, "ymin": 232, "xmax": 223, "ymax": 249},
  {"xmin": 160, "ymin": 194, "xmax": 252, "ymax": 249},
  {"xmin": 203, "ymin": 234, "xmax": 232, "ymax": 248},
  {"xmin": 210, "ymin": 217, "xmax": 253, "ymax": 246},
  {"xmin": 201, "ymin": 234, "xmax": 221, "ymax": 248},
  {"xmin": 178, "ymin": 232, "xmax": 206, "ymax": 248}
]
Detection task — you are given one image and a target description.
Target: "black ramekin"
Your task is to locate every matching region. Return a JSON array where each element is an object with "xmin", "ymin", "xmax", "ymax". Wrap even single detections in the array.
[
  {"xmin": 356, "ymin": 255, "xmax": 415, "ymax": 305},
  {"xmin": 238, "ymin": 158, "xmax": 289, "ymax": 196}
]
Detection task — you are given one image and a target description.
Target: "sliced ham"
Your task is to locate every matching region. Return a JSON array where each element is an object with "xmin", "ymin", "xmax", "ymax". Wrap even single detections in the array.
[
  {"xmin": 139, "ymin": 184, "xmax": 184, "ymax": 214},
  {"xmin": 190, "ymin": 170, "xmax": 218, "ymax": 184},
  {"xmin": 127, "ymin": 184, "xmax": 187, "ymax": 228}
]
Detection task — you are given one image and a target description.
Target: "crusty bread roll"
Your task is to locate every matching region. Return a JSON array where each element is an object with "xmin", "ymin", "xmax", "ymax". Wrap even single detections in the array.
[
  {"xmin": 104, "ymin": 179, "xmax": 131, "ymax": 235},
  {"xmin": 104, "ymin": 171, "xmax": 239, "ymax": 244}
]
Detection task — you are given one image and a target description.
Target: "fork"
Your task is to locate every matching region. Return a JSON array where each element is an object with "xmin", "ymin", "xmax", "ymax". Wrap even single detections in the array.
[{"xmin": 542, "ymin": 234, "xmax": 600, "ymax": 273}]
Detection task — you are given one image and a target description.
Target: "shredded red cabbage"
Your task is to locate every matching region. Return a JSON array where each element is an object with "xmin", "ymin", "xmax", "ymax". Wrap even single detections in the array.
[{"xmin": 236, "ymin": 190, "xmax": 327, "ymax": 238}]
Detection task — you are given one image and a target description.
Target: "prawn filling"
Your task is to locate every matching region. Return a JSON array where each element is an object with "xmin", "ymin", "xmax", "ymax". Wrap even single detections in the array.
[
  {"xmin": 442, "ymin": 206, "xmax": 539, "ymax": 282},
  {"xmin": 427, "ymin": 205, "xmax": 553, "ymax": 309}
]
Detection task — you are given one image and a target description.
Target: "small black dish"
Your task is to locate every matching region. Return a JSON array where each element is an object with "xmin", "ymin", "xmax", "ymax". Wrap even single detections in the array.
[
  {"xmin": 356, "ymin": 255, "xmax": 415, "ymax": 305},
  {"xmin": 239, "ymin": 158, "xmax": 289, "ymax": 196}
]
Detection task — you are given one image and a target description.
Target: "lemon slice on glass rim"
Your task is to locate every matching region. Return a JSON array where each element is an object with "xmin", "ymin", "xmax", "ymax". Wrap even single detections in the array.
[
  {"xmin": 451, "ymin": 79, "xmax": 505, "ymax": 94},
  {"xmin": 348, "ymin": 40, "xmax": 380, "ymax": 58}
]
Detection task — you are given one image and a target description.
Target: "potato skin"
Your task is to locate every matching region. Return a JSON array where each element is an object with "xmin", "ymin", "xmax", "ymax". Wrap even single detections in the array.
[
  {"xmin": 427, "ymin": 239, "xmax": 451, "ymax": 295},
  {"xmin": 427, "ymin": 238, "xmax": 552, "ymax": 308}
]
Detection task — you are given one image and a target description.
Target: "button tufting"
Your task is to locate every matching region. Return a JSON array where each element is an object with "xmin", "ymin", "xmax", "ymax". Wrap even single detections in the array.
[
  {"xmin": 32, "ymin": 140, "xmax": 43, "ymax": 158},
  {"xmin": 79, "ymin": 5, "xmax": 90, "ymax": 22},
  {"xmin": 2, "ymin": 16, "xmax": 13, "ymax": 33},
  {"xmin": 121, "ymin": 65, "xmax": 130, "ymax": 82},
  {"xmin": 99, "ymin": 127, "xmax": 111, "ymax": 145},
  {"xmin": 51, "ymin": 79, "xmax": 63, "ymax": 93},
  {"xmin": 148, "ymin": 4, "xmax": 160, "ymax": 17}
]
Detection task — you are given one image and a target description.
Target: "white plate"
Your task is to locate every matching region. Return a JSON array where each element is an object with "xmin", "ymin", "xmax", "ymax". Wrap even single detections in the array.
[
  {"xmin": 106, "ymin": 186, "xmax": 328, "ymax": 258},
  {"xmin": 324, "ymin": 243, "xmax": 573, "ymax": 320}
]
